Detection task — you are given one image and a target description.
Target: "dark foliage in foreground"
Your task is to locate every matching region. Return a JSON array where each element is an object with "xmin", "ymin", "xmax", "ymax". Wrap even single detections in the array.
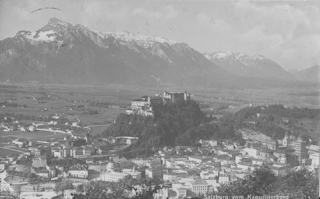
[
  {"xmin": 72, "ymin": 176, "xmax": 163, "ymax": 199},
  {"xmin": 216, "ymin": 165, "xmax": 318, "ymax": 199}
]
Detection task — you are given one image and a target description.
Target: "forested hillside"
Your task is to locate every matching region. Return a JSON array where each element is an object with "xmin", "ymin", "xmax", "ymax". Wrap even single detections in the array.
[
  {"xmin": 232, "ymin": 104, "xmax": 320, "ymax": 140},
  {"xmin": 234, "ymin": 104, "xmax": 320, "ymax": 120},
  {"xmin": 102, "ymin": 100, "xmax": 240, "ymax": 153}
]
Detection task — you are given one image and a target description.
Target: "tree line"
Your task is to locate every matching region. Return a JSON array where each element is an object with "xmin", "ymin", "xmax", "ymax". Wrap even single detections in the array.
[{"xmin": 71, "ymin": 175, "xmax": 163, "ymax": 199}]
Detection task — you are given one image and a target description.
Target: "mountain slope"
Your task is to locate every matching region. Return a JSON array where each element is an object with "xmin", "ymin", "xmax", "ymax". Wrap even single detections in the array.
[
  {"xmin": 204, "ymin": 51, "xmax": 293, "ymax": 80},
  {"xmin": 289, "ymin": 65, "xmax": 320, "ymax": 83},
  {"xmin": 0, "ymin": 18, "xmax": 232, "ymax": 87}
]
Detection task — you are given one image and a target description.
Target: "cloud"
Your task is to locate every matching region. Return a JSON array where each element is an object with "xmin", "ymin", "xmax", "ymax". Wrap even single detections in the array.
[
  {"xmin": 132, "ymin": 5, "xmax": 178, "ymax": 19},
  {"xmin": 196, "ymin": 13, "xmax": 230, "ymax": 31},
  {"xmin": 0, "ymin": 0, "xmax": 318, "ymax": 70},
  {"xmin": 207, "ymin": 1, "xmax": 320, "ymax": 69},
  {"xmin": 196, "ymin": 13, "xmax": 210, "ymax": 24},
  {"xmin": 80, "ymin": 1, "xmax": 129, "ymax": 21},
  {"xmin": 232, "ymin": 1, "xmax": 320, "ymax": 39}
]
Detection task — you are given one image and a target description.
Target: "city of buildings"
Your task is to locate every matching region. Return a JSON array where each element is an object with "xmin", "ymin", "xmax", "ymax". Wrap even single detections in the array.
[{"xmin": 0, "ymin": 91, "xmax": 318, "ymax": 199}]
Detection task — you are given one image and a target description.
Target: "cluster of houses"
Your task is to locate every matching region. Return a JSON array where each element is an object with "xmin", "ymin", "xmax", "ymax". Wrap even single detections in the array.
[
  {"xmin": 0, "ymin": 130, "xmax": 318, "ymax": 199},
  {"xmin": 99, "ymin": 162, "xmax": 141, "ymax": 182},
  {"xmin": 2, "ymin": 133, "xmax": 141, "ymax": 183},
  {"xmin": 0, "ymin": 114, "xmax": 83, "ymax": 136},
  {"xmin": 150, "ymin": 134, "xmax": 319, "ymax": 198},
  {"xmin": 37, "ymin": 131, "xmax": 316, "ymax": 199},
  {"xmin": 126, "ymin": 91, "xmax": 191, "ymax": 117},
  {"xmin": 1, "ymin": 94, "xmax": 319, "ymax": 198},
  {"xmin": 3, "ymin": 123, "xmax": 318, "ymax": 199},
  {"xmin": 0, "ymin": 118, "xmax": 37, "ymax": 132}
]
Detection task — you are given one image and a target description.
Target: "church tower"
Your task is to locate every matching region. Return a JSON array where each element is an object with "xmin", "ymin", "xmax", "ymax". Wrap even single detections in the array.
[
  {"xmin": 282, "ymin": 131, "xmax": 289, "ymax": 147},
  {"xmin": 84, "ymin": 133, "xmax": 91, "ymax": 144}
]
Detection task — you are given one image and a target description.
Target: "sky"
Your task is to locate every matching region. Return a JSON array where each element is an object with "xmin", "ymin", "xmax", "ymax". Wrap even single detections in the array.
[{"xmin": 0, "ymin": 0, "xmax": 319, "ymax": 71}]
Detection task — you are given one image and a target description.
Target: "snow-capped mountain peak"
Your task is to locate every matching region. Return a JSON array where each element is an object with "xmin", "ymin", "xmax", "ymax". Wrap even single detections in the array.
[
  {"xmin": 208, "ymin": 51, "xmax": 232, "ymax": 59},
  {"xmin": 252, "ymin": 54, "xmax": 265, "ymax": 60},
  {"xmin": 48, "ymin": 17, "xmax": 71, "ymax": 27},
  {"xmin": 205, "ymin": 51, "xmax": 248, "ymax": 60},
  {"xmin": 38, "ymin": 18, "xmax": 72, "ymax": 34},
  {"xmin": 95, "ymin": 30, "xmax": 176, "ymax": 48},
  {"xmin": 0, "ymin": 18, "xmax": 230, "ymax": 86},
  {"xmin": 15, "ymin": 29, "xmax": 57, "ymax": 43},
  {"xmin": 205, "ymin": 51, "xmax": 267, "ymax": 62},
  {"xmin": 15, "ymin": 18, "xmax": 177, "ymax": 49},
  {"xmin": 25, "ymin": 30, "xmax": 57, "ymax": 42},
  {"xmin": 204, "ymin": 51, "xmax": 293, "ymax": 80}
]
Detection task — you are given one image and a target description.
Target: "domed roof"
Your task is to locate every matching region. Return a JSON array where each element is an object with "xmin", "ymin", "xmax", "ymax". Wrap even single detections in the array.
[{"xmin": 106, "ymin": 162, "xmax": 114, "ymax": 170}]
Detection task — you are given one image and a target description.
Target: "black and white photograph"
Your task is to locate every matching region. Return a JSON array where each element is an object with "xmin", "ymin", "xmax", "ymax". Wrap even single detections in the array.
[{"xmin": 0, "ymin": 0, "xmax": 319, "ymax": 198}]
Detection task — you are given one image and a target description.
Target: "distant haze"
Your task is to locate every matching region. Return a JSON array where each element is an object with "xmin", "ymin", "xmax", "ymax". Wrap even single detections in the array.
[{"xmin": 0, "ymin": 0, "xmax": 319, "ymax": 70}]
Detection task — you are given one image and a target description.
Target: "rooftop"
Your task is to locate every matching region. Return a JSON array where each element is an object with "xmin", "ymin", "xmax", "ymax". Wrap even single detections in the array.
[
  {"xmin": 214, "ymin": 154, "xmax": 231, "ymax": 161},
  {"xmin": 190, "ymin": 179, "xmax": 208, "ymax": 185},
  {"xmin": 188, "ymin": 156, "xmax": 203, "ymax": 160},
  {"xmin": 237, "ymin": 162, "xmax": 258, "ymax": 167},
  {"xmin": 273, "ymin": 149, "xmax": 287, "ymax": 154},
  {"xmin": 269, "ymin": 165, "xmax": 291, "ymax": 171},
  {"xmin": 259, "ymin": 147, "xmax": 273, "ymax": 153},
  {"xmin": 251, "ymin": 158, "xmax": 267, "ymax": 162},
  {"xmin": 132, "ymin": 98, "xmax": 147, "ymax": 102}
]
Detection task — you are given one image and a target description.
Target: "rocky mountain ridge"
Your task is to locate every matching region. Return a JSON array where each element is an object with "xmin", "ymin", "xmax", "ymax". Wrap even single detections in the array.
[
  {"xmin": 0, "ymin": 18, "xmax": 232, "ymax": 87},
  {"xmin": 204, "ymin": 51, "xmax": 293, "ymax": 80}
]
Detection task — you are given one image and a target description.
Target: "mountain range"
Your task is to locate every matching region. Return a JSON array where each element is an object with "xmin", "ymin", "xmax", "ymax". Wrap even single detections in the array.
[
  {"xmin": 204, "ymin": 51, "xmax": 293, "ymax": 80},
  {"xmin": 0, "ymin": 18, "xmax": 316, "ymax": 88},
  {"xmin": 289, "ymin": 65, "xmax": 319, "ymax": 83},
  {"xmin": 0, "ymin": 18, "xmax": 233, "ymax": 87}
]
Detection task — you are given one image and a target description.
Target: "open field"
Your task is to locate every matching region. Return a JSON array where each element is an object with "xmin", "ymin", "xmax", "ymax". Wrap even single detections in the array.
[
  {"xmin": 0, "ymin": 84, "xmax": 137, "ymax": 125},
  {"xmin": 78, "ymin": 108, "xmax": 125, "ymax": 125},
  {"xmin": 0, "ymin": 136, "xmax": 10, "ymax": 143},
  {"xmin": 0, "ymin": 130, "xmax": 66, "ymax": 141},
  {"xmin": 89, "ymin": 126, "xmax": 110, "ymax": 136},
  {"xmin": 0, "ymin": 148, "xmax": 22, "ymax": 157},
  {"xmin": 0, "ymin": 83, "xmax": 319, "ymax": 142},
  {"xmin": 3, "ymin": 83, "xmax": 319, "ymax": 110},
  {"xmin": 186, "ymin": 86, "xmax": 320, "ymax": 109}
]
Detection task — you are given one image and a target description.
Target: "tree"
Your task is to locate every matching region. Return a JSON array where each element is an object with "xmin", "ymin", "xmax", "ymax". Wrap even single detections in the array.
[
  {"xmin": 267, "ymin": 168, "xmax": 318, "ymax": 198},
  {"xmin": 119, "ymin": 161, "xmax": 137, "ymax": 170},
  {"xmin": 23, "ymin": 172, "xmax": 28, "ymax": 179},
  {"xmin": 14, "ymin": 185, "xmax": 22, "ymax": 197},
  {"xmin": 102, "ymin": 99, "xmax": 209, "ymax": 156},
  {"xmin": 216, "ymin": 166, "xmax": 318, "ymax": 198},
  {"xmin": 76, "ymin": 184, "xmax": 84, "ymax": 193},
  {"xmin": 72, "ymin": 177, "xmax": 164, "ymax": 199},
  {"xmin": 55, "ymin": 180, "xmax": 74, "ymax": 194}
]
